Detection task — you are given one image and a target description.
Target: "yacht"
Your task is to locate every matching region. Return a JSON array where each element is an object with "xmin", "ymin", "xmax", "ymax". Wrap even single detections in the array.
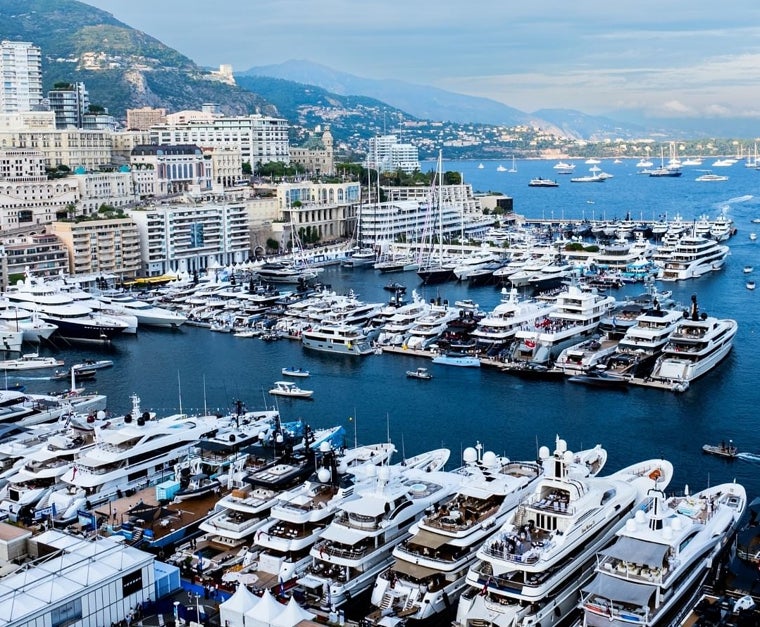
[
  {"xmin": 255, "ymin": 262, "xmax": 322, "ymax": 284},
  {"xmin": 603, "ymin": 305, "xmax": 684, "ymax": 378},
  {"xmin": 0, "ymin": 389, "xmax": 107, "ymax": 428},
  {"xmin": 453, "ymin": 252, "xmax": 503, "ymax": 282},
  {"xmin": 657, "ymin": 235, "xmax": 729, "ymax": 281},
  {"xmin": 554, "ymin": 336, "xmax": 619, "ymax": 374},
  {"xmin": 528, "ymin": 177, "xmax": 559, "ymax": 188},
  {"xmin": 342, "ymin": 248, "xmax": 377, "ymax": 268},
  {"xmin": 0, "ymin": 299, "xmax": 57, "ymax": 343},
  {"xmin": 296, "ymin": 449, "xmax": 455, "ymax": 610},
  {"xmin": 578, "ymin": 483, "xmax": 746, "ymax": 627},
  {"xmin": 509, "ymin": 284, "xmax": 616, "ymax": 365},
  {"xmin": 649, "ymin": 295, "xmax": 737, "ymax": 386},
  {"xmin": 553, "ymin": 162, "xmax": 576, "ymax": 174},
  {"xmin": 455, "ymin": 439, "xmax": 674, "ymax": 627},
  {"xmin": 301, "ymin": 322, "xmax": 375, "ymax": 355},
  {"xmin": 695, "ymin": 171, "xmax": 728, "ymax": 182},
  {"xmin": 96, "ymin": 292, "xmax": 187, "ymax": 328},
  {"xmin": 404, "ymin": 302, "xmax": 463, "ymax": 350},
  {"xmin": 368, "ymin": 443, "xmax": 544, "ymax": 623}
]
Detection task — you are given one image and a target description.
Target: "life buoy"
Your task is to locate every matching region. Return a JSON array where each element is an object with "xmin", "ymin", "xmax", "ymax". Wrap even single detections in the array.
[
  {"xmin": 525, "ymin": 339, "xmax": 536, "ymax": 349},
  {"xmin": 649, "ymin": 468, "xmax": 661, "ymax": 481}
]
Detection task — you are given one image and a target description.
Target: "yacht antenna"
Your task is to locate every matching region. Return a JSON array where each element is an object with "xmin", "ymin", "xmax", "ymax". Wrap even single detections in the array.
[
  {"xmin": 177, "ymin": 371, "xmax": 183, "ymax": 415},
  {"xmin": 401, "ymin": 433, "xmax": 406, "ymax": 462},
  {"xmin": 386, "ymin": 412, "xmax": 391, "ymax": 447},
  {"xmin": 352, "ymin": 408, "xmax": 358, "ymax": 449},
  {"xmin": 203, "ymin": 374, "xmax": 207, "ymax": 416}
]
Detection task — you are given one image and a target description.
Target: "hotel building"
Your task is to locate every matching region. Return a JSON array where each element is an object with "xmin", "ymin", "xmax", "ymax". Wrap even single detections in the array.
[{"xmin": 0, "ymin": 41, "xmax": 42, "ymax": 114}]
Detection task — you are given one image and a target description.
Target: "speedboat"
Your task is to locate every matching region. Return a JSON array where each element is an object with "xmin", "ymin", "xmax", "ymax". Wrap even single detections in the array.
[
  {"xmin": 578, "ymin": 483, "xmax": 746, "ymax": 627},
  {"xmin": 455, "ymin": 438, "xmax": 674, "ymax": 627},
  {"xmin": 568, "ymin": 369, "xmax": 630, "ymax": 391},
  {"xmin": 747, "ymin": 281, "xmax": 756, "ymax": 291},
  {"xmin": 0, "ymin": 354, "xmax": 63, "ymax": 370},
  {"xmin": 743, "ymin": 266, "xmax": 753, "ymax": 274},
  {"xmin": 406, "ymin": 367, "xmax": 433, "ymax": 380},
  {"xmin": 281, "ymin": 367, "xmax": 310, "ymax": 377},
  {"xmin": 72, "ymin": 359, "xmax": 113, "ymax": 371},
  {"xmin": 269, "ymin": 381, "xmax": 314, "ymax": 398}
]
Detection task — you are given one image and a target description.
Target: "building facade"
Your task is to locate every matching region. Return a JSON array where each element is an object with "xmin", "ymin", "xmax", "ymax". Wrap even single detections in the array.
[
  {"xmin": 366, "ymin": 135, "xmax": 420, "ymax": 173},
  {"xmin": 50, "ymin": 217, "xmax": 142, "ymax": 277},
  {"xmin": 0, "ymin": 41, "xmax": 43, "ymax": 114},
  {"xmin": 130, "ymin": 144, "xmax": 209, "ymax": 195},
  {"xmin": 47, "ymin": 82, "xmax": 89, "ymax": 129},
  {"xmin": 149, "ymin": 114, "xmax": 290, "ymax": 167},
  {"xmin": 2, "ymin": 233, "xmax": 69, "ymax": 281},
  {"xmin": 289, "ymin": 126, "xmax": 335, "ymax": 176},
  {"xmin": 129, "ymin": 201, "xmax": 251, "ymax": 275},
  {"xmin": 126, "ymin": 107, "xmax": 167, "ymax": 131}
]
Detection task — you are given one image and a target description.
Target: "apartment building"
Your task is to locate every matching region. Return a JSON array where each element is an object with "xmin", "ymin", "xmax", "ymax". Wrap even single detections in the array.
[{"xmin": 0, "ymin": 41, "xmax": 42, "ymax": 114}]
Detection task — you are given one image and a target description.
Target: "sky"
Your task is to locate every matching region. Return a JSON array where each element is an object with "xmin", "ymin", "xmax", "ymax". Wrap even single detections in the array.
[{"xmin": 83, "ymin": 1, "xmax": 760, "ymax": 119}]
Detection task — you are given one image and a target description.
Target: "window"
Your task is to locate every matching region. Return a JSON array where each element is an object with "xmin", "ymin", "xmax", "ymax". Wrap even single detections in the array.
[{"xmin": 51, "ymin": 598, "xmax": 82, "ymax": 627}]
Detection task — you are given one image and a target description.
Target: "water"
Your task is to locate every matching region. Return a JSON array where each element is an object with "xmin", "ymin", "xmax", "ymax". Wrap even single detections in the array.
[{"xmin": 13, "ymin": 158, "xmax": 760, "ymax": 501}]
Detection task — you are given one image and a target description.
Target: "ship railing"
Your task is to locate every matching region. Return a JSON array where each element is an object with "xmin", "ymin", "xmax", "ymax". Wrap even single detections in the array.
[
  {"xmin": 313, "ymin": 540, "xmax": 367, "ymax": 560},
  {"xmin": 598, "ymin": 557, "xmax": 665, "ymax": 585}
]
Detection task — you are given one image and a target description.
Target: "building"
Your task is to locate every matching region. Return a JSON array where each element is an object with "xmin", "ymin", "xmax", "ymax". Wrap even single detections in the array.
[
  {"xmin": 130, "ymin": 144, "xmax": 209, "ymax": 195},
  {"xmin": 203, "ymin": 145, "xmax": 244, "ymax": 189},
  {"xmin": 72, "ymin": 169, "xmax": 138, "ymax": 214},
  {"xmin": 50, "ymin": 217, "xmax": 142, "ymax": 277},
  {"xmin": 0, "ymin": 528, "xmax": 161, "ymax": 627},
  {"xmin": 128, "ymin": 201, "xmax": 251, "ymax": 275},
  {"xmin": 366, "ymin": 134, "xmax": 420, "ymax": 173},
  {"xmin": 289, "ymin": 126, "xmax": 335, "ymax": 176},
  {"xmin": 2, "ymin": 233, "xmax": 69, "ymax": 282},
  {"xmin": 0, "ymin": 41, "xmax": 42, "ymax": 114},
  {"xmin": 47, "ymin": 82, "xmax": 89, "ymax": 129},
  {"xmin": 0, "ymin": 149, "xmax": 80, "ymax": 230},
  {"xmin": 126, "ymin": 107, "xmax": 167, "ymax": 131},
  {"xmin": 149, "ymin": 114, "xmax": 290, "ymax": 168}
]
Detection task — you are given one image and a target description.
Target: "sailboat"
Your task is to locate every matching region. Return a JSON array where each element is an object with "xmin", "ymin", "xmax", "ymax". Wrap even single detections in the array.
[
  {"xmin": 417, "ymin": 151, "xmax": 454, "ymax": 285},
  {"xmin": 477, "ymin": 163, "xmax": 484, "ymax": 169},
  {"xmin": 508, "ymin": 155, "xmax": 517, "ymax": 173},
  {"xmin": 649, "ymin": 145, "xmax": 682, "ymax": 177}
]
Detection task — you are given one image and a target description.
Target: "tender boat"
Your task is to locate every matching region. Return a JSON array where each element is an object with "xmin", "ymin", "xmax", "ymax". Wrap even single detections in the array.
[
  {"xmin": 568, "ymin": 369, "xmax": 630, "ymax": 390},
  {"xmin": 0, "ymin": 354, "xmax": 63, "ymax": 370},
  {"xmin": 173, "ymin": 472, "xmax": 221, "ymax": 501},
  {"xmin": 702, "ymin": 440, "xmax": 738, "ymax": 458},
  {"xmin": 52, "ymin": 368, "xmax": 96, "ymax": 381},
  {"xmin": 747, "ymin": 281, "xmax": 756, "ymax": 291},
  {"xmin": 528, "ymin": 177, "xmax": 559, "ymax": 187},
  {"xmin": 383, "ymin": 281, "xmax": 407, "ymax": 293},
  {"xmin": 72, "ymin": 359, "xmax": 113, "ymax": 371},
  {"xmin": 743, "ymin": 266, "xmax": 753, "ymax": 274},
  {"xmin": 406, "ymin": 367, "xmax": 432, "ymax": 380},
  {"xmin": 432, "ymin": 352, "xmax": 480, "ymax": 367},
  {"xmin": 269, "ymin": 381, "xmax": 314, "ymax": 398},
  {"xmin": 281, "ymin": 367, "xmax": 310, "ymax": 377}
]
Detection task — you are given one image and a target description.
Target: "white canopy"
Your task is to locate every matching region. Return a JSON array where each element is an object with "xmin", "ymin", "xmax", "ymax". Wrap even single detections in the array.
[
  {"xmin": 583, "ymin": 573, "xmax": 657, "ymax": 606},
  {"xmin": 271, "ymin": 597, "xmax": 315, "ymax": 626},
  {"xmin": 244, "ymin": 589, "xmax": 283, "ymax": 626},
  {"xmin": 220, "ymin": 583, "xmax": 259, "ymax": 626}
]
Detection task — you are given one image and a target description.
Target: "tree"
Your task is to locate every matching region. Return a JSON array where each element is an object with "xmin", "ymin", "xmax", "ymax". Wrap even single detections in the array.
[
  {"xmin": 242, "ymin": 161, "xmax": 252, "ymax": 175},
  {"xmin": 266, "ymin": 238, "xmax": 279, "ymax": 252}
]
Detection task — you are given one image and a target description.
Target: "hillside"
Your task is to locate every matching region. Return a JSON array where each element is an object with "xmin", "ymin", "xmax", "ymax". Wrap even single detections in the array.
[{"xmin": 0, "ymin": 0, "xmax": 274, "ymax": 118}]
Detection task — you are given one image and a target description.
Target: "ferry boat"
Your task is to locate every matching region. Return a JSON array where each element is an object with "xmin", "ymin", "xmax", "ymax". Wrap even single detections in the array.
[
  {"xmin": 455, "ymin": 439, "xmax": 674, "ymax": 627},
  {"xmin": 578, "ymin": 483, "xmax": 746, "ymax": 627}
]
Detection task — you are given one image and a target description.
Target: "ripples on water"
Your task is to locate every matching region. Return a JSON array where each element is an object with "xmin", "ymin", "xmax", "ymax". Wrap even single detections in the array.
[{"xmin": 16, "ymin": 159, "xmax": 760, "ymax": 500}]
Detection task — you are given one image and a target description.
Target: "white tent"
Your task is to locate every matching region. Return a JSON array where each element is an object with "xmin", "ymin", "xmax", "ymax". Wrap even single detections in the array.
[
  {"xmin": 244, "ymin": 589, "xmax": 283, "ymax": 626},
  {"xmin": 219, "ymin": 583, "xmax": 259, "ymax": 627},
  {"xmin": 271, "ymin": 597, "xmax": 315, "ymax": 626}
]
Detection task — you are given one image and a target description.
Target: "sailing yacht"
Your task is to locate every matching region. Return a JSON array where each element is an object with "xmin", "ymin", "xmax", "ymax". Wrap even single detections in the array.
[{"xmin": 455, "ymin": 438, "xmax": 674, "ymax": 627}]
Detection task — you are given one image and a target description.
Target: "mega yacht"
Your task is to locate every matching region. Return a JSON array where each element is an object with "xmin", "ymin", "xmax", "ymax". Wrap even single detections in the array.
[
  {"xmin": 649, "ymin": 295, "xmax": 737, "ymax": 386},
  {"xmin": 296, "ymin": 449, "xmax": 455, "ymax": 610},
  {"xmin": 509, "ymin": 285, "xmax": 616, "ymax": 365},
  {"xmin": 603, "ymin": 305, "xmax": 684, "ymax": 378},
  {"xmin": 578, "ymin": 483, "xmax": 746, "ymax": 627},
  {"xmin": 96, "ymin": 292, "xmax": 187, "ymax": 328},
  {"xmin": 656, "ymin": 235, "xmax": 729, "ymax": 281},
  {"xmin": 455, "ymin": 439, "xmax": 674, "ymax": 627},
  {"xmin": 301, "ymin": 322, "xmax": 375, "ymax": 355},
  {"xmin": 404, "ymin": 302, "xmax": 463, "ymax": 350},
  {"xmin": 255, "ymin": 262, "xmax": 322, "ymax": 284},
  {"xmin": 0, "ymin": 299, "xmax": 53, "ymax": 344},
  {"xmin": 368, "ymin": 443, "xmax": 544, "ymax": 623},
  {"xmin": 0, "ymin": 389, "xmax": 107, "ymax": 428}
]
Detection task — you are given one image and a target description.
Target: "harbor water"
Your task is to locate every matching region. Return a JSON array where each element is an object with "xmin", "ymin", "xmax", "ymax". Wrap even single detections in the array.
[{"xmin": 11, "ymin": 158, "xmax": 760, "ymax": 504}]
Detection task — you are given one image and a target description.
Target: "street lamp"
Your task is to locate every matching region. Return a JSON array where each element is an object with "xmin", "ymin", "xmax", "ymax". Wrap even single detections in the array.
[{"xmin": 173, "ymin": 601, "xmax": 180, "ymax": 626}]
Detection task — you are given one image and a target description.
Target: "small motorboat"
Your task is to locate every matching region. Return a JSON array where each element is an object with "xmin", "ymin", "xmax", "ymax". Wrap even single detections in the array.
[
  {"xmin": 269, "ymin": 380, "xmax": 313, "ymax": 398},
  {"xmin": 0, "ymin": 353, "xmax": 64, "ymax": 370},
  {"xmin": 383, "ymin": 281, "xmax": 407, "ymax": 293},
  {"xmin": 568, "ymin": 370, "xmax": 630, "ymax": 391},
  {"xmin": 750, "ymin": 232, "xmax": 757, "ymax": 241},
  {"xmin": 72, "ymin": 359, "xmax": 113, "ymax": 371},
  {"xmin": 744, "ymin": 266, "xmax": 754, "ymax": 274},
  {"xmin": 406, "ymin": 367, "xmax": 433, "ymax": 380},
  {"xmin": 747, "ymin": 281, "xmax": 756, "ymax": 291},
  {"xmin": 281, "ymin": 366, "xmax": 310, "ymax": 377},
  {"xmin": 53, "ymin": 368, "xmax": 97, "ymax": 381},
  {"xmin": 174, "ymin": 473, "xmax": 221, "ymax": 501},
  {"xmin": 702, "ymin": 441, "xmax": 738, "ymax": 458}
]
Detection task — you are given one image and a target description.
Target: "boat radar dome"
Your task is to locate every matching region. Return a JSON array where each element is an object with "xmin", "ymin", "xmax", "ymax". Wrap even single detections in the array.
[
  {"xmin": 463, "ymin": 447, "xmax": 478, "ymax": 463},
  {"xmin": 482, "ymin": 451, "xmax": 498, "ymax": 467},
  {"xmin": 563, "ymin": 451, "xmax": 574, "ymax": 464},
  {"xmin": 538, "ymin": 446, "xmax": 550, "ymax": 460},
  {"xmin": 317, "ymin": 468, "xmax": 331, "ymax": 483},
  {"xmin": 97, "ymin": 410, "xmax": 106, "ymax": 420},
  {"xmin": 556, "ymin": 439, "xmax": 568, "ymax": 453},
  {"xmin": 319, "ymin": 441, "xmax": 331, "ymax": 453}
]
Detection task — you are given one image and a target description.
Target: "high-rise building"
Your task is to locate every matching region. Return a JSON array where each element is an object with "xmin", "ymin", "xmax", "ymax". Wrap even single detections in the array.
[
  {"xmin": 366, "ymin": 135, "xmax": 420, "ymax": 173},
  {"xmin": 0, "ymin": 41, "xmax": 43, "ymax": 113},
  {"xmin": 47, "ymin": 82, "xmax": 89, "ymax": 129}
]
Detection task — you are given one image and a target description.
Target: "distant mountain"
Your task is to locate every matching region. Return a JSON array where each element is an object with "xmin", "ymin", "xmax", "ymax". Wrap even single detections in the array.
[
  {"xmin": 240, "ymin": 60, "xmax": 542, "ymax": 128},
  {"xmin": 0, "ymin": 0, "xmax": 273, "ymax": 118},
  {"xmin": 531, "ymin": 109, "xmax": 650, "ymax": 141}
]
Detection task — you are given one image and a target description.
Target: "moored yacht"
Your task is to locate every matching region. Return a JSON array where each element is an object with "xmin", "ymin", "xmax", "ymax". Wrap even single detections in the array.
[
  {"xmin": 96, "ymin": 292, "xmax": 187, "ymax": 328},
  {"xmin": 455, "ymin": 439, "xmax": 674, "ymax": 627},
  {"xmin": 301, "ymin": 322, "xmax": 375, "ymax": 355},
  {"xmin": 578, "ymin": 482, "xmax": 746, "ymax": 627},
  {"xmin": 649, "ymin": 295, "xmax": 737, "ymax": 386},
  {"xmin": 657, "ymin": 235, "xmax": 729, "ymax": 281}
]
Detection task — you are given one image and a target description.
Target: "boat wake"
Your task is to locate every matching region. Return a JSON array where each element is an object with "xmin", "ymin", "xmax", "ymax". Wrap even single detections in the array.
[{"xmin": 737, "ymin": 452, "xmax": 760, "ymax": 463}]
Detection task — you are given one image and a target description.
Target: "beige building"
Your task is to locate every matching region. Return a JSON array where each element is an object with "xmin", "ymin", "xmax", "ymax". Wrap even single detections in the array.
[
  {"xmin": 50, "ymin": 217, "xmax": 142, "ymax": 277},
  {"xmin": 126, "ymin": 107, "xmax": 167, "ymax": 131},
  {"xmin": 111, "ymin": 130, "xmax": 152, "ymax": 165},
  {"xmin": 203, "ymin": 145, "xmax": 244, "ymax": 189},
  {"xmin": 73, "ymin": 170, "xmax": 137, "ymax": 214},
  {"xmin": 290, "ymin": 126, "xmax": 335, "ymax": 176},
  {"xmin": 2, "ymin": 233, "xmax": 68, "ymax": 282}
]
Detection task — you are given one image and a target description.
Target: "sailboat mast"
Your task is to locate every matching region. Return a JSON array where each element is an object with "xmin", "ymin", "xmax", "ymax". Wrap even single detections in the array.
[{"xmin": 437, "ymin": 150, "xmax": 443, "ymax": 261}]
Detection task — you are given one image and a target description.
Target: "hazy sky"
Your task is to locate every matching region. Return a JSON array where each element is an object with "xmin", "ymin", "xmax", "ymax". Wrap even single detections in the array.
[{"xmin": 84, "ymin": 1, "xmax": 760, "ymax": 119}]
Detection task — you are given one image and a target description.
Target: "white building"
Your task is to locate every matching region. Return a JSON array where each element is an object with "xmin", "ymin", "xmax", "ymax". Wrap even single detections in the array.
[
  {"xmin": 0, "ymin": 41, "xmax": 43, "ymax": 114},
  {"xmin": 47, "ymin": 82, "xmax": 89, "ymax": 129},
  {"xmin": 366, "ymin": 134, "xmax": 420, "ymax": 173},
  {"xmin": 130, "ymin": 144, "xmax": 210, "ymax": 194},
  {"xmin": 129, "ymin": 200, "xmax": 251, "ymax": 275},
  {"xmin": 0, "ymin": 529, "xmax": 159, "ymax": 627},
  {"xmin": 149, "ymin": 114, "xmax": 290, "ymax": 167}
]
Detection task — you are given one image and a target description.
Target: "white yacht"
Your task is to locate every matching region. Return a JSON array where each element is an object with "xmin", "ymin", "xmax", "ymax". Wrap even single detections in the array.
[
  {"xmin": 578, "ymin": 483, "xmax": 746, "ymax": 627},
  {"xmin": 553, "ymin": 161, "xmax": 576, "ymax": 174},
  {"xmin": 404, "ymin": 302, "xmax": 463, "ymax": 350},
  {"xmin": 0, "ymin": 389, "xmax": 107, "ymax": 428},
  {"xmin": 368, "ymin": 443, "xmax": 544, "ymax": 623},
  {"xmin": 376, "ymin": 296, "xmax": 430, "ymax": 346},
  {"xmin": 657, "ymin": 235, "xmax": 729, "ymax": 281},
  {"xmin": 0, "ymin": 299, "xmax": 56, "ymax": 344},
  {"xmin": 603, "ymin": 305, "xmax": 684, "ymax": 378},
  {"xmin": 96, "ymin": 292, "xmax": 187, "ymax": 328},
  {"xmin": 301, "ymin": 322, "xmax": 375, "ymax": 355},
  {"xmin": 255, "ymin": 262, "xmax": 322, "ymax": 284},
  {"xmin": 296, "ymin": 449, "xmax": 455, "ymax": 610},
  {"xmin": 554, "ymin": 336, "xmax": 619, "ymax": 374},
  {"xmin": 510, "ymin": 285, "xmax": 616, "ymax": 365},
  {"xmin": 455, "ymin": 439, "xmax": 674, "ymax": 627},
  {"xmin": 649, "ymin": 295, "xmax": 737, "ymax": 386}
]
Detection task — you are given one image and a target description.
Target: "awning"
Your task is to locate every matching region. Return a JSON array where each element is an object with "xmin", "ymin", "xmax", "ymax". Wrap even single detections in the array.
[
  {"xmin": 583, "ymin": 573, "xmax": 657, "ymax": 606},
  {"xmin": 408, "ymin": 529, "xmax": 450, "ymax": 550},
  {"xmin": 601, "ymin": 536, "xmax": 669, "ymax": 568},
  {"xmin": 319, "ymin": 525, "xmax": 366, "ymax": 546},
  {"xmin": 392, "ymin": 559, "xmax": 439, "ymax": 580}
]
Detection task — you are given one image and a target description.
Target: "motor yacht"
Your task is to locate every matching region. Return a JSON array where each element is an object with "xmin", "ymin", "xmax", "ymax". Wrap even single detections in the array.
[
  {"xmin": 96, "ymin": 292, "xmax": 187, "ymax": 328},
  {"xmin": 0, "ymin": 389, "xmax": 107, "ymax": 428},
  {"xmin": 657, "ymin": 235, "xmax": 729, "ymax": 281},
  {"xmin": 649, "ymin": 295, "xmax": 737, "ymax": 386},
  {"xmin": 578, "ymin": 483, "xmax": 746, "ymax": 627},
  {"xmin": 301, "ymin": 322, "xmax": 375, "ymax": 355},
  {"xmin": 455, "ymin": 438, "xmax": 674, "ymax": 627}
]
